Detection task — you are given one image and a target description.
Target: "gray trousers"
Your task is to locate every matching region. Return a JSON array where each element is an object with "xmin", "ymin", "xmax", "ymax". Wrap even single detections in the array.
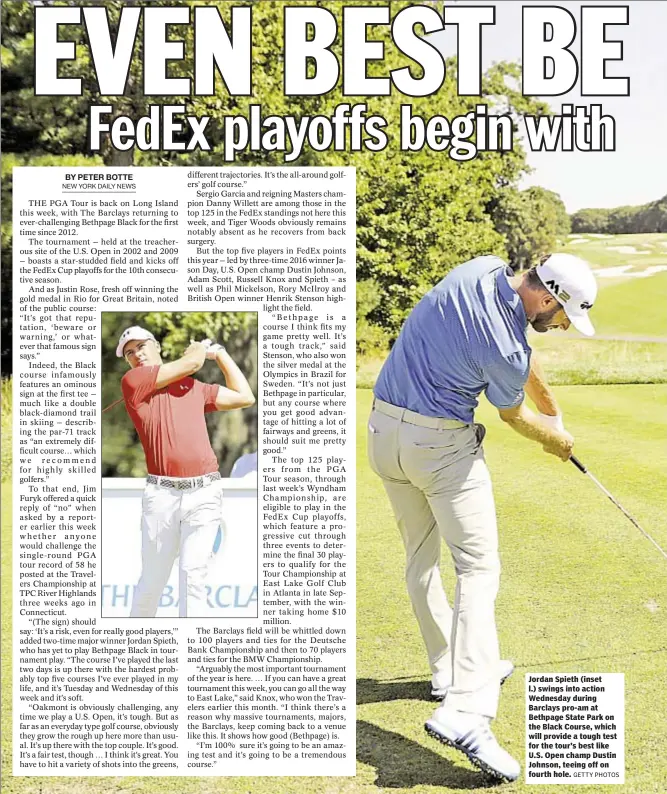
[{"xmin": 368, "ymin": 399, "xmax": 501, "ymax": 718}]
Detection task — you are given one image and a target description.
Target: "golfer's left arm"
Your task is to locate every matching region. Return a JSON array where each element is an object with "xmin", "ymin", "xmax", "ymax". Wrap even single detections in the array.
[
  {"xmin": 524, "ymin": 353, "xmax": 566, "ymax": 431},
  {"xmin": 498, "ymin": 402, "xmax": 574, "ymax": 461},
  {"xmin": 524, "ymin": 354, "xmax": 559, "ymax": 415},
  {"xmin": 484, "ymin": 354, "xmax": 567, "ymax": 453},
  {"xmin": 211, "ymin": 348, "xmax": 255, "ymax": 410}
]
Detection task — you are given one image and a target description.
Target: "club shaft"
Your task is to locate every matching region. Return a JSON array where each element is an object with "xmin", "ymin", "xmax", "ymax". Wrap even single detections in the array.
[
  {"xmin": 584, "ymin": 470, "xmax": 667, "ymax": 562},
  {"xmin": 102, "ymin": 397, "xmax": 125, "ymax": 414}
]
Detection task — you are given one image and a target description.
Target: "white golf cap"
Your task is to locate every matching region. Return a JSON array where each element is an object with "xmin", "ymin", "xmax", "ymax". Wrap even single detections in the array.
[
  {"xmin": 536, "ymin": 253, "xmax": 597, "ymax": 336},
  {"xmin": 116, "ymin": 326, "xmax": 157, "ymax": 357}
]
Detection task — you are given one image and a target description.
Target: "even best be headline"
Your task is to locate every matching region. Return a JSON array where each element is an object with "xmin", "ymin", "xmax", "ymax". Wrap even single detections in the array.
[{"xmin": 35, "ymin": 4, "xmax": 629, "ymax": 162}]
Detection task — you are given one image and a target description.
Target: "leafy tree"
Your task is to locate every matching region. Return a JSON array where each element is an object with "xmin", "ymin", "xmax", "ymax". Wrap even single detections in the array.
[
  {"xmin": 571, "ymin": 195, "xmax": 667, "ymax": 234},
  {"xmin": 570, "ymin": 208, "xmax": 610, "ymax": 234},
  {"xmin": 351, "ymin": 56, "xmax": 551, "ymax": 336},
  {"xmin": 489, "ymin": 186, "xmax": 571, "ymax": 269},
  {"xmin": 607, "ymin": 205, "xmax": 641, "ymax": 235},
  {"xmin": 2, "ymin": 0, "xmax": 203, "ymax": 165},
  {"xmin": 356, "ymin": 279, "xmax": 389, "ymax": 357},
  {"xmin": 636, "ymin": 195, "xmax": 667, "ymax": 233}
]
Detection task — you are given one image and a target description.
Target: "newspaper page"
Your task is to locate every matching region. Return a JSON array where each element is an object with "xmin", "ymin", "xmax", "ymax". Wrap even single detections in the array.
[{"xmin": 2, "ymin": 2, "xmax": 666, "ymax": 792}]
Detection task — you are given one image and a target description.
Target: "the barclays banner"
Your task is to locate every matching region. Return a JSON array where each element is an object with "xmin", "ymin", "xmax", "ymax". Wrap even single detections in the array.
[{"xmin": 101, "ymin": 478, "xmax": 258, "ymax": 617}]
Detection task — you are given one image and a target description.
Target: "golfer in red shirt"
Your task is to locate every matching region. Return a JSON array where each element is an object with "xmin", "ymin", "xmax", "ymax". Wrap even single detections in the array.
[{"xmin": 116, "ymin": 326, "xmax": 255, "ymax": 618}]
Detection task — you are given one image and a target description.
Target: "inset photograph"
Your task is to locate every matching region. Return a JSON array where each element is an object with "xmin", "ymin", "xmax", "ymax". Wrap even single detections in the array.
[{"xmin": 101, "ymin": 311, "xmax": 258, "ymax": 618}]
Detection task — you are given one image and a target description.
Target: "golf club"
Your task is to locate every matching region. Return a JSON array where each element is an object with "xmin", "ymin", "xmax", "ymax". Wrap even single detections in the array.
[{"xmin": 570, "ymin": 455, "xmax": 667, "ymax": 563}]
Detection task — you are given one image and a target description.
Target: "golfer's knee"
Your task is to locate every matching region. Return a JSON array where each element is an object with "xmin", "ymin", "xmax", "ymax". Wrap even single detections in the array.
[
  {"xmin": 455, "ymin": 552, "xmax": 500, "ymax": 582},
  {"xmin": 405, "ymin": 556, "xmax": 439, "ymax": 592}
]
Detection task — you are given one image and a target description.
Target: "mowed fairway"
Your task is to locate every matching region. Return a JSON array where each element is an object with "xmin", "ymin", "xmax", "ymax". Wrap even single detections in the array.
[
  {"xmin": 586, "ymin": 271, "xmax": 667, "ymax": 339},
  {"xmin": 560, "ymin": 232, "xmax": 667, "ymax": 339},
  {"xmin": 356, "ymin": 386, "xmax": 667, "ymax": 794}
]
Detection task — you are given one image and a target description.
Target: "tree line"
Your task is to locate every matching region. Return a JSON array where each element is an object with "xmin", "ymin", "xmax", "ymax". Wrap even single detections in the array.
[{"xmin": 570, "ymin": 195, "xmax": 667, "ymax": 235}]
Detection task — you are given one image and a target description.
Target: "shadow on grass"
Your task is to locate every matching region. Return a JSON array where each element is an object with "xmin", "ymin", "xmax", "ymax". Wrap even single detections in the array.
[
  {"xmin": 357, "ymin": 678, "xmax": 432, "ymax": 705},
  {"xmin": 357, "ymin": 720, "xmax": 501, "ymax": 790}
]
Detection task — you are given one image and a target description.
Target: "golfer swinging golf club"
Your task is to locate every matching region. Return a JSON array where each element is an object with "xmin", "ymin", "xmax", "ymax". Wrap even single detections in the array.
[
  {"xmin": 368, "ymin": 253, "xmax": 597, "ymax": 781},
  {"xmin": 116, "ymin": 326, "xmax": 255, "ymax": 618}
]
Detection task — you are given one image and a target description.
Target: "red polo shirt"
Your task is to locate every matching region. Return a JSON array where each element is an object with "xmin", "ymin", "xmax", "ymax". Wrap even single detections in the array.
[{"xmin": 121, "ymin": 365, "xmax": 219, "ymax": 477}]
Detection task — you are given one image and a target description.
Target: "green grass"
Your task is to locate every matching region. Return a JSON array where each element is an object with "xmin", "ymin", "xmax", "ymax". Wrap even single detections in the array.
[
  {"xmin": 357, "ymin": 355, "xmax": 388, "ymax": 390},
  {"xmin": 583, "ymin": 272, "xmax": 667, "ymax": 339},
  {"xmin": 527, "ymin": 336, "xmax": 667, "ymax": 385},
  {"xmin": 357, "ymin": 386, "xmax": 667, "ymax": 793}
]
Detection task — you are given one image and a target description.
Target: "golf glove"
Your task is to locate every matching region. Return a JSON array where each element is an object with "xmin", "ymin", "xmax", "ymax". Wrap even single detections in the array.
[
  {"xmin": 539, "ymin": 413, "xmax": 565, "ymax": 433},
  {"xmin": 206, "ymin": 344, "xmax": 225, "ymax": 360}
]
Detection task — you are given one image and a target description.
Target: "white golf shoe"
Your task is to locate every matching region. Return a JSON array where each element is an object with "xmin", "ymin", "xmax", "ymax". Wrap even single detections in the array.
[
  {"xmin": 431, "ymin": 659, "xmax": 515, "ymax": 699},
  {"xmin": 425, "ymin": 706, "xmax": 520, "ymax": 782}
]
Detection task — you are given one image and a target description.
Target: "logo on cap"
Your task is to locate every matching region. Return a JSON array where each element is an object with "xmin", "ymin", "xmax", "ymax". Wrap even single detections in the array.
[
  {"xmin": 536, "ymin": 253, "xmax": 597, "ymax": 337},
  {"xmin": 545, "ymin": 279, "xmax": 571, "ymax": 302}
]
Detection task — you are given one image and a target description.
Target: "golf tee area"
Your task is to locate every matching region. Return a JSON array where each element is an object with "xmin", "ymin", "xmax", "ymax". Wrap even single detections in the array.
[{"xmin": 356, "ymin": 234, "xmax": 667, "ymax": 793}]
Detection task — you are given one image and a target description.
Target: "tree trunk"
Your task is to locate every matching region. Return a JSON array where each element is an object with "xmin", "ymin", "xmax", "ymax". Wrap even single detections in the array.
[{"xmin": 105, "ymin": 145, "xmax": 135, "ymax": 166}]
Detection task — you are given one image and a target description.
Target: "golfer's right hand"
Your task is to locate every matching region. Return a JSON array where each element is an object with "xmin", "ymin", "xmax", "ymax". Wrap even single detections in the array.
[
  {"xmin": 185, "ymin": 340, "xmax": 207, "ymax": 370},
  {"xmin": 542, "ymin": 430, "xmax": 574, "ymax": 461}
]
